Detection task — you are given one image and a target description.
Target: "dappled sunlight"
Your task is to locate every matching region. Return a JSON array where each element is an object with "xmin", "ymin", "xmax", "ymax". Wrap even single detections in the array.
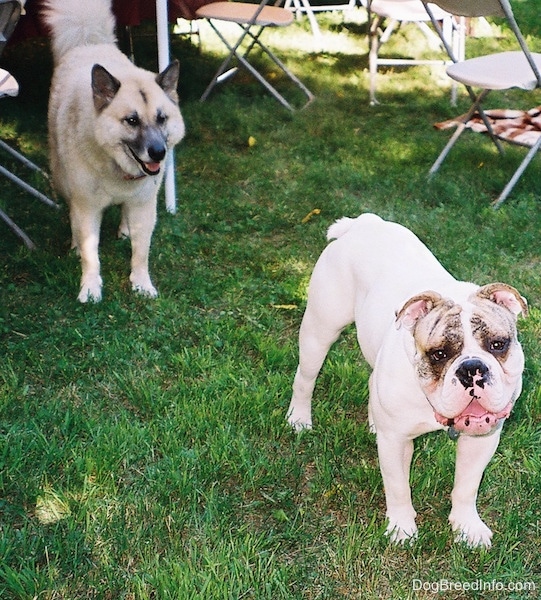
[
  {"xmin": 35, "ymin": 487, "xmax": 71, "ymax": 525},
  {"xmin": 176, "ymin": 8, "xmax": 369, "ymax": 56}
]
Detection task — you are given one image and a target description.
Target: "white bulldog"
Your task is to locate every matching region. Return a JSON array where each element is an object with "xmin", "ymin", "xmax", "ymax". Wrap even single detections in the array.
[{"xmin": 287, "ymin": 214, "xmax": 527, "ymax": 547}]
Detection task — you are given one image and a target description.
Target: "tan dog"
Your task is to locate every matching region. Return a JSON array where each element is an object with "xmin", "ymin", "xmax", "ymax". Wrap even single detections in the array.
[
  {"xmin": 44, "ymin": 0, "xmax": 185, "ymax": 302},
  {"xmin": 287, "ymin": 214, "xmax": 527, "ymax": 547}
]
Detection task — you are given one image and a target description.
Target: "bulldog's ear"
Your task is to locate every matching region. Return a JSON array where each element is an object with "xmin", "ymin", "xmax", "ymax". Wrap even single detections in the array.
[
  {"xmin": 395, "ymin": 291, "xmax": 443, "ymax": 331},
  {"xmin": 476, "ymin": 283, "xmax": 528, "ymax": 318}
]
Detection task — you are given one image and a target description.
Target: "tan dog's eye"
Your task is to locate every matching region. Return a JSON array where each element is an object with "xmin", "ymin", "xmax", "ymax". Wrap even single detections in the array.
[{"xmin": 124, "ymin": 115, "xmax": 140, "ymax": 127}]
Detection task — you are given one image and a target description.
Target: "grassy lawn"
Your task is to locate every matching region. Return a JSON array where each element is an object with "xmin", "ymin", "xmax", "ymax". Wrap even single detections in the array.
[{"xmin": 1, "ymin": 4, "xmax": 541, "ymax": 599}]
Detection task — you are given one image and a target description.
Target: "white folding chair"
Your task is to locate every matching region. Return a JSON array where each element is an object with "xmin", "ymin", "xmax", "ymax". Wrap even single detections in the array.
[
  {"xmin": 365, "ymin": 0, "xmax": 465, "ymax": 105},
  {"xmin": 195, "ymin": 0, "xmax": 315, "ymax": 110},
  {"xmin": 283, "ymin": 0, "xmax": 357, "ymax": 42},
  {"xmin": 424, "ymin": 0, "xmax": 541, "ymax": 207},
  {"xmin": 0, "ymin": 0, "xmax": 58, "ymax": 249}
]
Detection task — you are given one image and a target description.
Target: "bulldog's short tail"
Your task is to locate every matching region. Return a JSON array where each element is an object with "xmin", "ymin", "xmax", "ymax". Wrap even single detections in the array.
[
  {"xmin": 43, "ymin": 0, "xmax": 116, "ymax": 64},
  {"xmin": 326, "ymin": 213, "xmax": 383, "ymax": 241}
]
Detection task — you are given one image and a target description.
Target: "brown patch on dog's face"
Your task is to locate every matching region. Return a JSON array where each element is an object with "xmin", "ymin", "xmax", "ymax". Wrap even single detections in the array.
[
  {"xmin": 470, "ymin": 298, "xmax": 517, "ymax": 366},
  {"xmin": 413, "ymin": 300, "xmax": 465, "ymax": 392}
]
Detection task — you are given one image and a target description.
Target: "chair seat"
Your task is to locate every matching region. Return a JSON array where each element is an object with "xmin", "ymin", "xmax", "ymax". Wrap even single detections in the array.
[
  {"xmin": 447, "ymin": 51, "xmax": 541, "ymax": 90},
  {"xmin": 370, "ymin": 0, "xmax": 449, "ymax": 22},
  {"xmin": 0, "ymin": 68, "xmax": 19, "ymax": 97},
  {"xmin": 196, "ymin": 2, "xmax": 294, "ymax": 26}
]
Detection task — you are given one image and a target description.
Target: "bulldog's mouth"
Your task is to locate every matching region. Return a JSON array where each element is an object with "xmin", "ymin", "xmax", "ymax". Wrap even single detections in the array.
[
  {"xmin": 434, "ymin": 399, "xmax": 513, "ymax": 436},
  {"xmin": 128, "ymin": 147, "xmax": 162, "ymax": 176}
]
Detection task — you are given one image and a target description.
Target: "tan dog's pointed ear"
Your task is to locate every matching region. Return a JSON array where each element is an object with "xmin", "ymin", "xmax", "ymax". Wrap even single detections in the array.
[
  {"xmin": 156, "ymin": 59, "xmax": 180, "ymax": 104},
  {"xmin": 476, "ymin": 283, "xmax": 528, "ymax": 318},
  {"xmin": 91, "ymin": 64, "xmax": 121, "ymax": 112},
  {"xmin": 395, "ymin": 291, "xmax": 443, "ymax": 331}
]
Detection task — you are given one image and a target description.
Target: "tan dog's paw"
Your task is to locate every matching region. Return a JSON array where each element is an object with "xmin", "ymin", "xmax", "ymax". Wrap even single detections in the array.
[
  {"xmin": 78, "ymin": 277, "xmax": 103, "ymax": 303},
  {"xmin": 130, "ymin": 273, "xmax": 158, "ymax": 298}
]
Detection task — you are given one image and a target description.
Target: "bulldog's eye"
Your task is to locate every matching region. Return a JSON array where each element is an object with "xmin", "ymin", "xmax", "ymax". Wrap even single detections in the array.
[
  {"xmin": 489, "ymin": 338, "xmax": 510, "ymax": 354},
  {"xmin": 156, "ymin": 112, "xmax": 167, "ymax": 125},
  {"xmin": 124, "ymin": 114, "xmax": 140, "ymax": 127},
  {"xmin": 430, "ymin": 348, "xmax": 448, "ymax": 363}
]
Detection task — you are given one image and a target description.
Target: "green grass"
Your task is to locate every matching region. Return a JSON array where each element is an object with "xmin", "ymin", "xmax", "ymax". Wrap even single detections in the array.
[{"xmin": 1, "ymin": 4, "xmax": 541, "ymax": 599}]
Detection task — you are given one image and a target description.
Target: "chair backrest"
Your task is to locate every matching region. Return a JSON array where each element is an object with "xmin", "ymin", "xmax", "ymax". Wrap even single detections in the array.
[
  {"xmin": 427, "ymin": 0, "xmax": 541, "ymax": 86},
  {"xmin": 0, "ymin": 0, "xmax": 22, "ymax": 58}
]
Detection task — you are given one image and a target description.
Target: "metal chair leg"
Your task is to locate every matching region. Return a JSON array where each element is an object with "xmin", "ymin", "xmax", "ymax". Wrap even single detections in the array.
[{"xmin": 492, "ymin": 135, "xmax": 541, "ymax": 208}]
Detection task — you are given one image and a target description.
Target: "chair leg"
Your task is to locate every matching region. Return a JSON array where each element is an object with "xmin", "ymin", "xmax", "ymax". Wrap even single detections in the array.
[
  {"xmin": 199, "ymin": 21, "xmax": 247, "ymax": 102},
  {"xmin": 428, "ymin": 121, "xmax": 467, "ymax": 175},
  {"xmin": 368, "ymin": 14, "xmax": 383, "ymax": 105},
  {"xmin": 0, "ymin": 207, "xmax": 36, "ymax": 250},
  {"xmin": 429, "ymin": 88, "xmax": 502, "ymax": 175},
  {"xmin": 464, "ymin": 88, "xmax": 505, "ymax": 156},
  {"xmin": 0, "ymin": 164, "xmax": 58, "ymax": 208},
  {"xmin": 200, "ymin": 20, "xmax": 314, "ymax": 110},
  {"xmin": 0, "ymin": 141, "xmax": 59, "ymax": 208},
  {"xmin": 297, "ymin": 0, "xmax": 323, "ymax": 42},
  {"xmin": 243, "ymin": 31, "xmax": 314, "ymax": 106},
  {"xmin": 492, "ymin": 135, "xmax": 541, "ymax": 208}
]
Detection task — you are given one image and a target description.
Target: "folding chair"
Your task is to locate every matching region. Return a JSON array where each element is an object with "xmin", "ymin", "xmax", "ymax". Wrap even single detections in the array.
[
  {"xmin": 283, "ymin": 0, "xmax": 357, "ymax": 42},
  {"xmin": 0, "ymin": 0, "xmax": 58, "ymax": 249},
  {"xmin": 195, "ymin": 0, "xmax": 315, "ymax": 110},
  {"xmin": 424, "ymin": 0, "xmax": 541, "ymax": 207},
  {"xmin": 365, "ymin": 0, "xmax": 465, "ymax": 105}
]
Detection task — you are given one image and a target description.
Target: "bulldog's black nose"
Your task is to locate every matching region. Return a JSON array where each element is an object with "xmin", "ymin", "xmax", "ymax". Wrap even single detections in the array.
[
  {"xmin": 455, "ymin": 359, "xmax": 489, "ymax": 389},
  {"xmin": 148, "ymin": 144, "xmax": 166, "ymax": 162}
]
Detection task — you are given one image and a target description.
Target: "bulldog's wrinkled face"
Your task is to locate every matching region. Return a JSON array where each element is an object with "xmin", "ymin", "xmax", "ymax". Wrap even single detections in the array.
[{"xmin": 397, "ymin": 284, "xmax": 527, "ymax": 436}]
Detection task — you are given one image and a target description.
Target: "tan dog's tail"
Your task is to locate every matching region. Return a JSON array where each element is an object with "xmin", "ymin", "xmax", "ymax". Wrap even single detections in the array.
[{"xmin": 42, "ymin": 0, "xmax": 116, "ymax": 64}]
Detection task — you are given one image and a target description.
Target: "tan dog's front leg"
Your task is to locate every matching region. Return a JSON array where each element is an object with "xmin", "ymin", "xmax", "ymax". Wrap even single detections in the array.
[
  {"xmin": 122, "ymin": 200, "xmax": 158, "ymax": 297},
  {"xmin": 376, "ymin": 431, "xmax": 418, "ymax": 543},
  {"xmin": 70, "ymin": 205, "xmax": 103, "ymax": 303},
  {"xmin": 449, "ymin": 429, "xmax": 501, "ymax": 547}
]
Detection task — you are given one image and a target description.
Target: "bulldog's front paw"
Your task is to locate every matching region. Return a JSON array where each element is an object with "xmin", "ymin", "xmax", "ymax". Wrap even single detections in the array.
[
  {"xmin": 286, "ymin": 404, "xmax": 312, "ymax": 432},
  {"xmin": 78, "ymin": 276, "xmax": 103, "ymax": 303},
  {"xmin": 449, "ymin": 511, "xmax": 493, "ymax": 548},
  {"xmin": 385, "ymin": 514, "xmax": 418, "ymax": 544}
]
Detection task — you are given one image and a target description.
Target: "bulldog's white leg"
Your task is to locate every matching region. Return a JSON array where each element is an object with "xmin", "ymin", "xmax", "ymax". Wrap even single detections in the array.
[
  {"xmin": 287, "ymin": 249, "xmax": 355, "ymax": 431},
  {"xmin": 449, "ymin": 430, "xmax": 501, "ymax": 548},
  {"xmin": 376, "ymin": 431, "xmax": 418, "ymax": 543},
  {"xmin": 70, "ymin": 205, "xmax": 103, "ymax": 303},
  {"xmin": 287, "ymin": 310, "xmax": 343, "ymax": 430},
  {"xmin": 122, "ymin": 201, "xmax": 158, "ymax": 298}
]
